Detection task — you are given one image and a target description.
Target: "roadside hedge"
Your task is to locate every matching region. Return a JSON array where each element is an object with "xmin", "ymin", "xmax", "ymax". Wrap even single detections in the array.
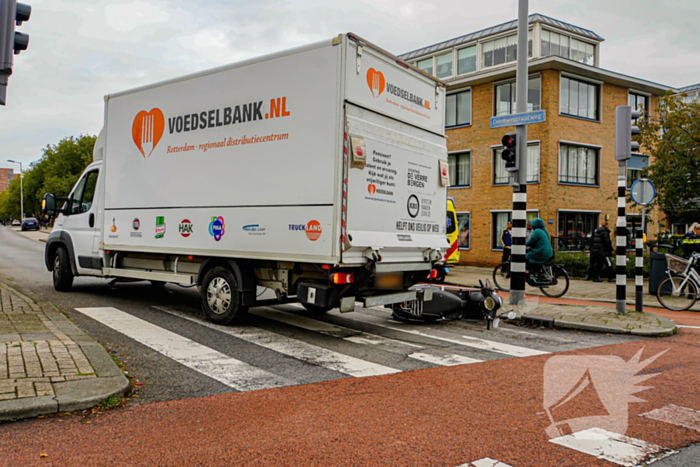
[{"xmin": 553, "ymin": 252, "xmax": 650, "ymax": 279}]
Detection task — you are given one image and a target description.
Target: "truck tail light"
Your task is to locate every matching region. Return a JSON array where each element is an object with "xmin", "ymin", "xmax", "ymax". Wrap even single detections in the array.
[{"xmin": 332, "ymin": 273, "xmax": 354, "ymax": 284}]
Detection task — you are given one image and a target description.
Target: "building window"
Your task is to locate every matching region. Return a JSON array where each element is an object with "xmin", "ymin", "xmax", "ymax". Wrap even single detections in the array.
[
  {"xmin": 495, "ymin": 76, "xmax": 542, "ymax": 116},
  {"xmin": 445, "ymin": 90, "xmax": 471, "ymax": 128},
  {"xmin": 417, "ymin": 57, "xmax": 433, "ymax": 76},
  {"xmin": 481, "ymin": 31, "xmax": 533, "ymax": 69},
  {"xmin": 560, "ymin": 76, "xmax": 599, "ymax": 120},
  {"xmin": 448, "ymin": 152, "xmax": 471, "ymax": 187},
  {"xmin": 557, "ymin": 212, "xmax": 598, "ymax": 252},
  {"xmin": 541, "ymin": 30, "xmax": 596, "ymax": 66},
  {"xmin": 492, "ymin": 211, "xmax": 539, "ymax": 250},
  {"xmin": 457, "ymin": 212, "xmax": 471, "ymax": 250},
  {"xmin": 436, "ymin": 52, "xmax": 453, "ymax": 79},
  {"xmin": 457, "ymin": 45, "xmax": 477, "ymax": 75},
  {"xmin": 559, "ymin": 144, "xmax": 598, "ymax": 186},
  {"xmin": 494, "ymin": 142, "xmax": 540, "ymax": 185},
  {"xmin": 628, "ymin": 91, "xmax": 650, "ymax": 122},
  {"xmin": 627, "ymin": 168, "xmax": 642, "ymax": 189}
]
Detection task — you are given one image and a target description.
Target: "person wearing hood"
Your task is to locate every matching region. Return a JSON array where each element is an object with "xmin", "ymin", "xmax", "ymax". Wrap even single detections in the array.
[{"xmin": 526, "ymin": 218, "xmax": 554, "ymax": 277}]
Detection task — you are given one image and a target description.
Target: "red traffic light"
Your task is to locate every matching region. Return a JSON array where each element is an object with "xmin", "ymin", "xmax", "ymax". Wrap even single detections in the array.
[{"xmin": 502, "ymin": 132, "xmax": 517, "ymax": 148}]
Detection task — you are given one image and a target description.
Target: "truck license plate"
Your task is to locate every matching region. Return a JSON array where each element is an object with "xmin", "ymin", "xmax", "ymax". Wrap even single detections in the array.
[{"xmin": 375, "ymin": 273, "xmax": 403, "ymax": 290}]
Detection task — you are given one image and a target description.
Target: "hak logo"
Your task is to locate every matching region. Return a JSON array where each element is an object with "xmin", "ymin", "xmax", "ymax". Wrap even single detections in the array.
[{"xmin": 179, "ymin": 219, "xmax": 193, "ymax": 238}]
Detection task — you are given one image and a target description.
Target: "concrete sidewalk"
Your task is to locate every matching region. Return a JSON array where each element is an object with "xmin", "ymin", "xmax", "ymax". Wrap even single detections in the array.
[
  {"xmin": 442, "ymin": 266, "xmax": 679, "ymax": 336},
  {"xmin": 0, "ymin": 278, "xmax": 129, "ymax": 422}
]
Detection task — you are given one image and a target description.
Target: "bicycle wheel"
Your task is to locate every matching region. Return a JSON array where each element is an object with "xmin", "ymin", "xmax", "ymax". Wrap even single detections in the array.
[
  {"xmin": 492, "ymin": 262, "xmax": 511, "ymax": 292},
  {"xmin": 656, "ymin": 276, "xmax": 698, "ymax": 311},
  {"xmin": 540, "ymin": 266, "xmax": 570, "ymax": 298}
]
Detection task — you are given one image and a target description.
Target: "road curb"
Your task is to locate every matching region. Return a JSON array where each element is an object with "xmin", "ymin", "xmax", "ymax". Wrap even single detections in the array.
[
  {"xmin": 550, "ymin": 312, "xmax": 676, "ymax": 337},
  {"xmin": 0, "ymin": 279, "xmax": 129, "ymax": 422}
]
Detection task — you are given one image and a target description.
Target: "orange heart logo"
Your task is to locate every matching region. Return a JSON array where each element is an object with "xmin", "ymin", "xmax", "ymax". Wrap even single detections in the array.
[
  {"xmin": 368, "ymin": 184, "xmax": 377, "ymax": 195},
  {"xmin": 132, "ymin": 108, "xmax": 165, "ymax": 158},
  {"xmin": 366, "ymin": 68, "xmax": 385, "ymax": 98}
]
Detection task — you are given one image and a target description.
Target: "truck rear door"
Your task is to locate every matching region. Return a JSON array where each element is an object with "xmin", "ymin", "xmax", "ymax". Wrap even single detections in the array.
[{"xmin": 342, "ymin": 37, "xmax": 448, "ymax": 265}]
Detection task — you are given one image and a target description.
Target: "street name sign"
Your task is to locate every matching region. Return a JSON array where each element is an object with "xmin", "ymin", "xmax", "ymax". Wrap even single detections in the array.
[{"xmin": 490, "ymin": 110, "xmax": 546, "ymax": 129}]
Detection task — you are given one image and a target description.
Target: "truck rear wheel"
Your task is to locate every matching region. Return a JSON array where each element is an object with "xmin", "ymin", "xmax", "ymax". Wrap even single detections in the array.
[
  {"xmin": 201, "ymin": 266, "xmax": 248, "ymax": 325},
  {"xmin": 53, "ymin": 246, "xmax": 74, "ymax": 292}
]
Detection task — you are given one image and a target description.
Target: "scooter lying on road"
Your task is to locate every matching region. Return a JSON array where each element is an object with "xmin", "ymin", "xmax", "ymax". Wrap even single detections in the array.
[{"xmin": 389, "ymin": 280, "xmax": 515, "ymax": 330}]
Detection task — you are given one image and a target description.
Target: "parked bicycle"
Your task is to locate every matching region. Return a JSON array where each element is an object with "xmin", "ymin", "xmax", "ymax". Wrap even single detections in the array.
[
  {"xmin": 656, "ymin": 252, "xmax": 700, "ymax": 311},
  {"xmin": 492, "ymin": 259, "xmax": 570, "ymax": 298}
]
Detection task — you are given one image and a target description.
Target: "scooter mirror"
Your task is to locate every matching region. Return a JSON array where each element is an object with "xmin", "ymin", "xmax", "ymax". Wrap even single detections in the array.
[{"xmin": 493, "ymin": 318, "xmax": 500, "ymax": 329}]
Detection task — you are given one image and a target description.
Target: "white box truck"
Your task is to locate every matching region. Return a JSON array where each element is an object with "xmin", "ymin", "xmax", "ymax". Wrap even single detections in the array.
[{"xmin": 42, "ymin": 33, "xmax": 449, "ymax": 324}]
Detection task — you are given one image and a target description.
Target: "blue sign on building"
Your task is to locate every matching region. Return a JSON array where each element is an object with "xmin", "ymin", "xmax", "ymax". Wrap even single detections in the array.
[{"xmin": 490, "ymin": 110, "xmax": 547, "ymax": 129}]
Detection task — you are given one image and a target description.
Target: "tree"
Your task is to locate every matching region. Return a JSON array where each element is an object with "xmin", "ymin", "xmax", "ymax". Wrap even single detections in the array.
[{"xmin": 637, "ymin": 94, "xmax": 700, "ymax": 223}]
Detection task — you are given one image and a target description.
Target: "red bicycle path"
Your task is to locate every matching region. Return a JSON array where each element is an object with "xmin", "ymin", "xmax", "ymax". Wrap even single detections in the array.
[{"xmin": 1, "ymin": 329, "xmax": 698, "ymax": 466}]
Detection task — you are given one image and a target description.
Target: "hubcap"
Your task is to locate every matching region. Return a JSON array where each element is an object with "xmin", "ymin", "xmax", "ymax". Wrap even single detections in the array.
[{"xmin": 207, "ymin": 277, "xmax": 232, "ymax": 315}]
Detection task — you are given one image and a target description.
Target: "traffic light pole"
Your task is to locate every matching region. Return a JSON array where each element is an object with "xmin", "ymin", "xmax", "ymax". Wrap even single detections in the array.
[
  {"xmin": 509, "ymin": 0, "xmax": 529, "ymax": 306},
  {"xmin": 616, "ymin": 164, "xmax": 627, "ymax": 315}
]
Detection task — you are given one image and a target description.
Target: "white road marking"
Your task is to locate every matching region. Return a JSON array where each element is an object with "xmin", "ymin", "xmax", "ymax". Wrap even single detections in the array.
[
  {"xmin": 75, "ymin": 307, "xmax": 292, "ymax": 391},
  {"xmin": 641, "ymin": 404, "xmax": 700, "ymax": 432},
  {"xmin": 254, "ymin": 306, "xmax": 424, "ymax": 349},
  {"xmin": 154, "ymin": 307, "xmax": 400, "ymax": 378},
  {"xmin": 408, "ymin": 353, "xmax": 482, "ymax": 366},
  {"xmin": 346, "ymin": 314, "xmax": 549, "ymax": 357},
  {"xmin": 548, "ymin": 427, "xmax": 676, "ymax": 466},
  {"xmin": 456, "ymin": 458, "xmax": 513, "ymax": 467}
]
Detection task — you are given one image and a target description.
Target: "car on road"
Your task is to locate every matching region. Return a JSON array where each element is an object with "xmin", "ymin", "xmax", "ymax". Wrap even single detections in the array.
[
  {"xmin": 21, "ymin": 217, "xmax": 40, "ymax": 231},
  {"xmin": 11, "ymin": 219, "xmax": 21, "ymax": 227}
]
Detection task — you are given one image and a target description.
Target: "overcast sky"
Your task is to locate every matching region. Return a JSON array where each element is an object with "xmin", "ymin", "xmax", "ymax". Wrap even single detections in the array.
[{"xmin": 1, "ymin": 0, "xmax": 698, "ymax": 173}]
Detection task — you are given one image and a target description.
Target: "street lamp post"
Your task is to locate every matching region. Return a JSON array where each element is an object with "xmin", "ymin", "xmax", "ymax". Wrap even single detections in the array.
[{"xmin": 7, "ymin": 160, "xmax": 23, "ymax": 221}]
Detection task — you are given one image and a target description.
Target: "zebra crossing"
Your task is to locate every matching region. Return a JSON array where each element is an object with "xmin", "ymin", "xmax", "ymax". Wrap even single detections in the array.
[{"xmin": 74, "ymin": 303, "xmax": 551, "ymax": 392}]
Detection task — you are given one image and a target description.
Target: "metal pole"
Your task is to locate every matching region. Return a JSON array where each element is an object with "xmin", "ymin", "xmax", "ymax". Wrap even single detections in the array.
[
  {"xmin": 616, "ymin": 164, "xmax": 627, "ymax": 315},
  {"xmin": 635, "ymin": 199, "xmax": 646, "ymax": 312},
  {"xmin": 509, "ymin": 0, "xmax": 529, "ymax": 306},
  {"xmin": 19, "ymin": 162, "xmax": 23, "ymax": 220}
]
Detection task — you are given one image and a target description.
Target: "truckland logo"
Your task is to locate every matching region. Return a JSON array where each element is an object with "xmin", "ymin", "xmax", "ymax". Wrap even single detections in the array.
[
  {"xmin": 155, "ymin": 216, "xmax": 166, "ymax": 239},
  {"xmin": 209, "ymin": 216, "xmax": 225, "ymax": 241},
  {"xmin": 179, "ymin": 220, "xmax": 193, "ymax": 238},
  {"xmin": 288, "ymin": 220, "xmax": 322, "ymax": 242},
  {"xmin": 132, "ymin": 108, "xmax": 165, "ymax": 158},
  {"xmin": 367, "ymin": 68, "xmax": 431, "ymax": 110}
]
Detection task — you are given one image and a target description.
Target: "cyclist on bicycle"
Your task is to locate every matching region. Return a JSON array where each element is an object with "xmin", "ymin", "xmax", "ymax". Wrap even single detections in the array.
[
  {"xmin": 526, "ymin": 218, "xmax": 554, "ymax": 281},
  {"xmin": 682, "ymin": 222, "xmax": 700, "ymax": 259}
]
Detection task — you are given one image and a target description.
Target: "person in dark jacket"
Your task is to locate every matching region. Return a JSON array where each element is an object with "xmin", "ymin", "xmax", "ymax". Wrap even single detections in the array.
[
  {"xmin": 589, "ymin": 221, "xmax": 614, "ymax": 282},
  {"xmin": 682, "ymin": 222, "xmax": 700, "ymax": 259},
  {"xmin": 500, "ymin": 221, "xmax": 512, "ymax": 263},
  {"xmin": 526, "ymin": 218, "xmax": 554, "ymax": 277}
]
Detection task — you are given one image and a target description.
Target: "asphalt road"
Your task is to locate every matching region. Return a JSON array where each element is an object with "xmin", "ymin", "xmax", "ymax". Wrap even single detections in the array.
[{"xmin": 2, "ymin": 225, "xmax": 700, "ymax": 466}]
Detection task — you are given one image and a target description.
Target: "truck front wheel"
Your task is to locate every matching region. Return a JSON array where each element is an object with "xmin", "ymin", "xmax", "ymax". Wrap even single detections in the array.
[
  {"xmin": 201, "ymin": 266, "xmax": 248, "ymax": 325},
  {"xmin": 53, "ymin": 246, "xmax": 74, "ymax": 292}
]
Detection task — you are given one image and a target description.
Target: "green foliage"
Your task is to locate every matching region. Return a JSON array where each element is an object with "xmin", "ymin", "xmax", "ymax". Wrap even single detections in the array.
[
  {"xmin": 0, "ymin": 135, "xmax": 96, "ymax": 220},
  {"xmin": 554, "ymin": 252, "xmax": 650, "ymax": 278},
  {"xmin": 637, "ymin": 95, "xmax": 700, "ymax": 222}
]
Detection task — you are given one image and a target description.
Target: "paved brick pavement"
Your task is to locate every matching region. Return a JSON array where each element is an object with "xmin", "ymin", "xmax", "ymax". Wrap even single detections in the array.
[{"xmin": 0, "ymin": 279, "xmax": 128, "ymax": 421}]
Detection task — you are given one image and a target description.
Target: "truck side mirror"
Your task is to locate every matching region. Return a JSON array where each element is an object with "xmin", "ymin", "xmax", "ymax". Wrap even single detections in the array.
[{"xmin": 42, "ymin": 193, "xmax": 56, "ymax": 217}]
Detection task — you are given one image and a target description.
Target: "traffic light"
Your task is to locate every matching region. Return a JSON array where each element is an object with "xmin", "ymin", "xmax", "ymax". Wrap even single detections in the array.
[
  {"xmin": 501, "ymin": 132, "xmax": 518, "ymax": 172},
  {"xmin": 614, "ymin": 105, "xmax": 641, "ymax": 161},
  {"xmin": 0, "ymin": 0, "xmax": 31, "ymax": 106}
]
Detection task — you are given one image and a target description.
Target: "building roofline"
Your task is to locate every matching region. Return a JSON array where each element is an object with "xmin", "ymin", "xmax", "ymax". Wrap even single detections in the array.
[
  {"xmin": 399, "ymin": 13, "xmax": 604, "ymax": 61},
  {"xmin": 444, "ymin": 56, "xmax": 674, "ymax": 95},
  {"xmin": 677, "ymin": 83, "xmax": 700, "ymax": 93}
]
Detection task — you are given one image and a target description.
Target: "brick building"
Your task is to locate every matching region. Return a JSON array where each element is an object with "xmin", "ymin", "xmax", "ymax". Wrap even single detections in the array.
[
  {"xmin": 399, "ymin": 14, "xmax": 673, "ymax": 266},
  {"xmin": 0, "ymin": 168, "xmax": 14, "ymax": 193}
]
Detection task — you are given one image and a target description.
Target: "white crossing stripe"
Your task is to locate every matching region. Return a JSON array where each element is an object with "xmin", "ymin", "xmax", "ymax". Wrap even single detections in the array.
[
  {"xmin": 75, "ymin": 307, "xmax": 292, "ymax": 391},
  {"xmin": 256, "ymin": 305, "xmax": 424, "ymax": 349},
  {"xmin": 155, "ymin": 307, "xmax": 401, "ymax": 377},
  {"xmin": 348, "ymin": 315, "xmax": 549, "ymax": 357},
  {"xmin": 456, "ymin": 458, "xmax": 513, "ymax": 467},
  {"xmin": 549, "ymin": 427, "xmax": 676, "ymax": 466},
  {"xmin": 640, "ymin": 404, "xmax": 700, "ymax": 431},
  {"xmin": 408, "ymin": 353, "xmax": 482, "ymax": 366}
]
